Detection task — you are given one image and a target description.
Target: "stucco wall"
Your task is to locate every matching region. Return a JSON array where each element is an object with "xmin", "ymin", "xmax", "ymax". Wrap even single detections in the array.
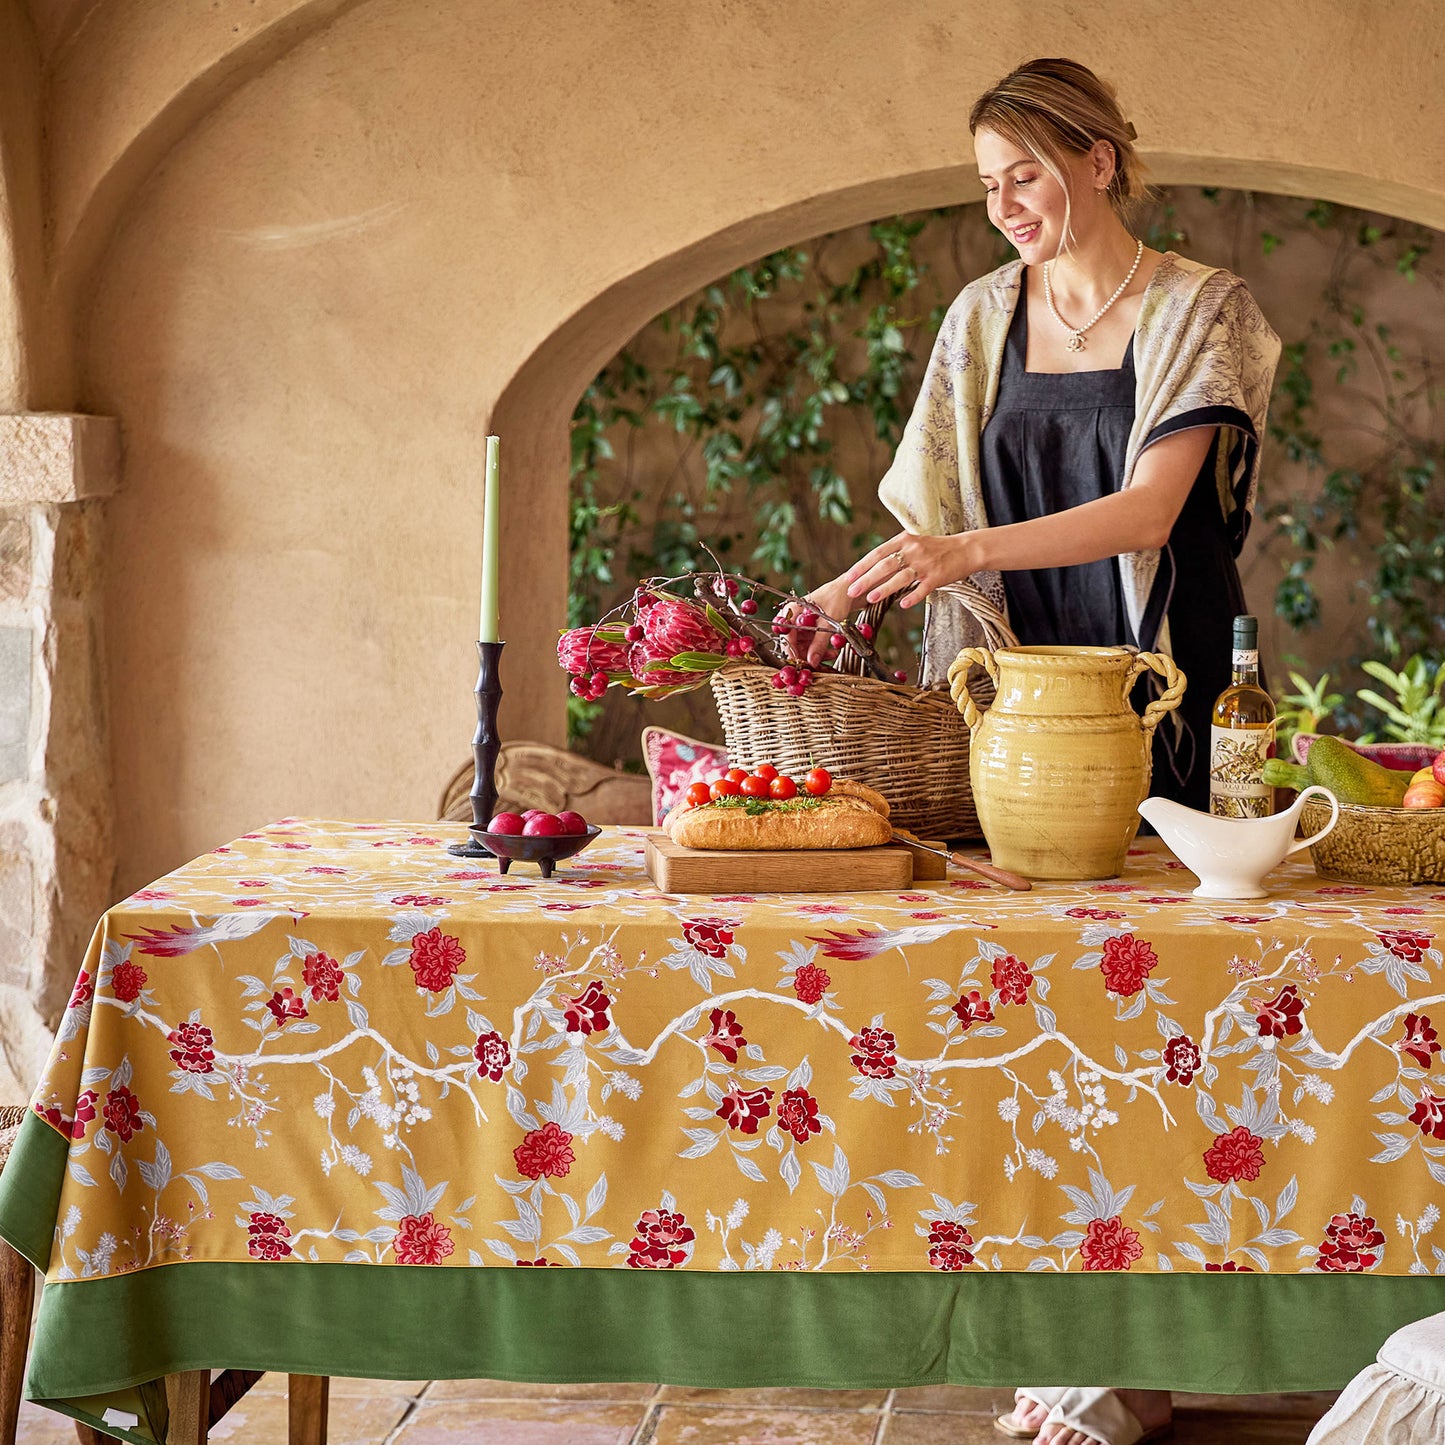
[{"xmin": 34, "ymin": 0, "xmax": 1445, "ymax": 896}]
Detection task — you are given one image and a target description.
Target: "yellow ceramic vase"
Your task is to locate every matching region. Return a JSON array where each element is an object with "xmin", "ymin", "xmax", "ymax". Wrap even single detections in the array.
[{"xmin": 947, "ymin": 645, "xmax": 1186, "ymax": 880}]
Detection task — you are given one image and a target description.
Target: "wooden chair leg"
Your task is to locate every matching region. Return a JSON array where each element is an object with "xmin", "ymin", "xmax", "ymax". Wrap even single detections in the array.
[
  {"xmin": 287, "ymin": 1375, "xmax": 329, "ymax": 1445},
  {"xmin": 164, "ymin": 1371, "xmax": 210, "ymax": 1445},
  {"xmin": 73, "ymin": 1427, "xmax": 119, "ymax": 1444},
  {"xmin": 0, "ymin": 1238, "xmax": 34, "ymax": 1445}
]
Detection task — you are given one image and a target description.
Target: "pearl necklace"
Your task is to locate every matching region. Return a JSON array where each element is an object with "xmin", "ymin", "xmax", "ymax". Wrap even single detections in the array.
[{"xmin": 1043, "ymin": 238, "xmax": 1144, "ymax": 352}]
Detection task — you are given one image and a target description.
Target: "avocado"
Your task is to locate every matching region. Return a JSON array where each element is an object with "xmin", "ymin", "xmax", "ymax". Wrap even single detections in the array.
[{"xmin": 1305, "ymin": 735, "xmax": 1414, "ymax": 807}]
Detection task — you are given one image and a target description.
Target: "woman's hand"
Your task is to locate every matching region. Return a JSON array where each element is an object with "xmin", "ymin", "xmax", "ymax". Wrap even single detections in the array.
[
  {"xmin": 844, "ymin": 532, "xmax": 975, "ymax": 609},
  {"xmin": 776, "ymin": 575, "xmax": 854, "ymax": 667}
]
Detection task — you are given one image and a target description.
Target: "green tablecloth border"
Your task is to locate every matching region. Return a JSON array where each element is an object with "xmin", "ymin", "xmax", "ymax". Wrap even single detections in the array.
[{"xmin": 6, "ymin": 1112, "xmax": 1443, "ymax": 1400}]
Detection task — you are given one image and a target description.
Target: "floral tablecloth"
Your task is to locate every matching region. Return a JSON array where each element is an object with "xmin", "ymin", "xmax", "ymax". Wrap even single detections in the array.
[{"xmin": 4, "ymin": 818, "xmax": 1444, "ymax": 1428}]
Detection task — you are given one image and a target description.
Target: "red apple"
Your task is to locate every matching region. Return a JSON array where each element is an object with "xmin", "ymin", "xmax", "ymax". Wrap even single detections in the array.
[
  {"xmin": 522, "ymin": 813, "xmax": 566, "ymax": 837},
  {"xmin": 487, "ymin": 812, "xmax": 525, "ymax": 835},
  {"xmin": 1432, "ymin": 751, "xmax": 1445, "ymax": 788},
  {"xmin": 554, "ymin": 810, "xmax": 589, "ymax": 835}
]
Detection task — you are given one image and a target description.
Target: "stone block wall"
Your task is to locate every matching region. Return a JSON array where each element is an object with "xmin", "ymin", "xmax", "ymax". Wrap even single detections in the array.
[{"xmin": 0, "ymin": 414, "xmax": 118, "ymax": 1100}]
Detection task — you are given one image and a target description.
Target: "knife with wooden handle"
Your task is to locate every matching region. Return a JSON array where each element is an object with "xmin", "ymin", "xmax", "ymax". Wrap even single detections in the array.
[{"xmin": 891, "ymin": 832, "xmax": 1032, "ymax": 891}]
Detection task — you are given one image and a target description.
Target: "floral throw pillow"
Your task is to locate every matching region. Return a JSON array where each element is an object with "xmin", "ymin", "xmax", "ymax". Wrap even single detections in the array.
[
  {"xmin": 642, "ymin": 727, "xmax": 728, "ymax": 826},
  {"xmin": 1293, "ymin": 733, "xmax": 1438, "ymax": 774}
]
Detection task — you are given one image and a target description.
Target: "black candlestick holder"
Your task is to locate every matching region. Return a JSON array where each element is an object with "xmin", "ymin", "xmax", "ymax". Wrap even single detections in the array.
[{"xmin": 447, "ymin": 640, "xmax": 504, "ymax": 859}]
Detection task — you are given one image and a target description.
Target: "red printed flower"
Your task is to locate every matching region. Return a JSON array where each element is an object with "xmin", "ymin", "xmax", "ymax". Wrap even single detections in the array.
[
  {"xmin": 702, "ymin": 1007, "xmax": 746, "ymax": 1063},
  {"xmin": 71, "ymin": 1090, "xmax": 98, "ymax": 1138},
  {"xmin": 513, "ymin": 1121, "xmax": 575, "ymax": 1180},
  {"xmin": 1377, "ymin": 929, "xmax": 1434, "ymax": 964},
  {"xmin": 927, "ymin": 1219, "xmax": 975, "ymax": 1270},
  {"xmin": 849, "ymin": 1026, "xmax": 898, "ymax": 1079},
  {"xmin": 1099, "ymin": 934, "xmax": 1159, "ymax": 997},
  {"xmin": 409, "ymin": 928, "xmax": 465, "ymax": 992},
  {"xmin": 556, "ymin": 625, "xmax": 630, "ymax": 676},
  {"xmin": 793, "ymin": 963, "xmax": 831, "ymax": 1004},
  {"xmin": 626, "ymin": 1206, "xmax": 696, "ymax": 1269},
  {"xmin": 246, "ymin": 1212, "xmax": 292, "ymax": 1260},
  {"xmin": 111, "ymin": 961, "xmax": 147, "ymax": 1003},
  {"xmin": 641, "ymin": 597, "xmax": 726, "ymax": 657},
  {"xmin": 1409, "ymin": 1088, "xmax": 1445, "ymax": 1140},
  {"xmin": 515, "ymin": 1257, "xmax": 559, "ymax": 1266},
  {"xmin": 266, "ymin": 987, "xmax": 308, "ymax": 1026},
  {"xmin": 990, "ymin": 954, "xmax": 1033, "ymax": 1006},
  {"xmin": 393, "ymin": 1212, "xmax": 455, "ymax": 1265},
  {"xmin": 473, "ymin": 1030, "xmax": 511, "ymax": 1082},
  {"xmin": 952, "ymin": 989, "xmax": 996, "ymax": 1030},
  {"xmin": 303, "ymin": 951, "xmax": 343, "ymax": 1003},
  {"xmin": 1398, "ymin": 1014, "xmax": 1441, "ymax": 1070},
  {"xmin": 167, "ymin": 1020, "xmax": 217, "ymax": 1074},
  {"xmin": 1255, "ymin": 984, "xmax": 1306, "ymax": 1039},
  {"xmin": 563, "ymin": 980, "xmax": 613, "ymax": 1035},
  {"xmin": 1067, "ymin": 907, "xmax": 1125, "ymax": 921},
  {"xmin": 682, "ymin": 918, "xmax": 737, "ymax": 958},
  {"xmin": 69, "ymin": 970, "xmax": 93, "ymax": 1010},
  {"xmin": 715, "ymin": 1082, "xmax": 774, "ymax": 1135},
  {"xmin": 777, "ymin": 1087, "xmax": 822, "ymax": 1144},
  {"xmin": 1080, "ymin": 1216, "xmax": 1144, "ymax": 1271},
  {"xmin": 1204, "ymin": 1260, "xmax": 1254, "ymax": 1272},
  {"xmin": 1317, "ymin": 1212, "xmax": 1385, "ymax": 1273},
  {"xmin": 1162, "ymin": 1035, "xmax": 1201, "ymax": 1086},
  {"xmin": 1203, "ymin": 1125, "xmax": 1266, "ymax": 1184},
  {"xmin": 102, "ymin": 1085, "xmax": 143, "ymax": 1143}
]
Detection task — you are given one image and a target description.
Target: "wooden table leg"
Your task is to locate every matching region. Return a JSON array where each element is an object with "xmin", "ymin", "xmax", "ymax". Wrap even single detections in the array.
[
  {"xmin": 0, "ymin": 1240, "xmax": 34, "ymax": 1445},
  {"xmin": 288, "ymin": 1375, "xmax": 329, "ymax": 1445},
  {"xmin": 164, "ymin": 1371, "xmax": 210, "ymax": 1445}
]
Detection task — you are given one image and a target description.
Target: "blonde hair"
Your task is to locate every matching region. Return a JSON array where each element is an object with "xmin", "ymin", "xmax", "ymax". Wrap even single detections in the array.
[{"xmin": 969, "ymin": 58, "xmax": 1149, "ymax": 244}]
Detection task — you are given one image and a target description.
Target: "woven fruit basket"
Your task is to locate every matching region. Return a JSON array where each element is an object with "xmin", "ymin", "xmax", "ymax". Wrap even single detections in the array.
[
  {"xmin": 1299, "ymin": 799, "xmax": 1445, "ymax": 886},
  {"xmin": 709, "ymin": 583, "xmax": 1015, "ymax": 841}
]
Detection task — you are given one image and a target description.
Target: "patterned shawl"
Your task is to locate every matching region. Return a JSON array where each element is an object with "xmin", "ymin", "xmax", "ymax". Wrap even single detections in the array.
[{"xmin": 878, "ymin": 252, "xmax": 1282, "ymax": 685}]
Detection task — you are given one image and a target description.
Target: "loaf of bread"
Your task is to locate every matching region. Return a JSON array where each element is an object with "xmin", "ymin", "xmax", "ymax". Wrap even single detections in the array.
[{"xmin": 666, "ymin": 785, "xmax": 892, "ymax": 851}]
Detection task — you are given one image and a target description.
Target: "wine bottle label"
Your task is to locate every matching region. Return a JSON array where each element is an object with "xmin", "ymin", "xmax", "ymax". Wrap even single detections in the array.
[
  {"xmin": 1208, "ymin": 724, "xmax": 1275, "ymax": 819},
  {"xmin": 1231, "ymin": 647, "xmax": 1259, "ymax": 669}
]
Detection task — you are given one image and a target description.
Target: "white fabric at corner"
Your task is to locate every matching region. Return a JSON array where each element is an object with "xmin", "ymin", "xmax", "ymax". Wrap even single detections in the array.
[{"xmin": 1308, "ymin": 1311, "xmax": 1445, "ymax": 1444}]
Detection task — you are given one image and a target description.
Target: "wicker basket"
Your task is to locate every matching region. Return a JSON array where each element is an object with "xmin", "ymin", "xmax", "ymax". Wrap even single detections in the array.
[
  {"xmin": 709, "ymin": 582, "xmax": 1015, "ymax": 840},
  {"xmin": 1300, "ymin": 799, "xmax": 1445, "ymax": 885}
]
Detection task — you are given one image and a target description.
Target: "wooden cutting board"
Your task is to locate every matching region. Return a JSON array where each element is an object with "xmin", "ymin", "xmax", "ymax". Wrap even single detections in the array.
[{"xmin": 644, "ymin": 831, "xmax": 945, "ymax": 894}]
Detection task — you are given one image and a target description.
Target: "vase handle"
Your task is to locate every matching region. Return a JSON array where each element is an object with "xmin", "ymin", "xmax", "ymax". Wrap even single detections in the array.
[
  {"xmin": 949, "ymin": 647, "xmax": 999, "ymax": 730},
  {"xmin": 1127, "ymin": 651, "xmax": 1187, "ymax": 738}
]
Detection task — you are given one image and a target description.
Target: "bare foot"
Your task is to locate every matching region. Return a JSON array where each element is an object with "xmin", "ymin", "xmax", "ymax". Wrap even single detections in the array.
[{"xmin": 998, "ymin": 1391, "xmax": 1050, "ymax": 1436}]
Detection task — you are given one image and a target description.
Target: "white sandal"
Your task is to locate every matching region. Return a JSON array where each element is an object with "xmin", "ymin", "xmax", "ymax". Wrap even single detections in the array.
[{"xmin": 995, "ymin": 1387, "xmax": 1173, "ymax": 1444}]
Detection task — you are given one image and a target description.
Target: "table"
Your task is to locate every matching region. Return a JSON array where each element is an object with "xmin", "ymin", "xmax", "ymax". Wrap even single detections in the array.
[{"xmin": 3, "ymin": 818, "xmax": 1443, "ymax": 1439}]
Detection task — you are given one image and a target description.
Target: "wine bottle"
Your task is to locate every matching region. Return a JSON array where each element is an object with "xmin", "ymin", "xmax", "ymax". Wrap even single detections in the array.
[{"xmin": 1209, "ymin": 614, "xmax": 1277, "ymax": 818}]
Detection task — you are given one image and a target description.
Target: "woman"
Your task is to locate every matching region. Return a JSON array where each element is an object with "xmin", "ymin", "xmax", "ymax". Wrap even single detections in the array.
[
  {"xmin": 793, "ymin": 57, "xmax": 1280, "ymax": 1445},
  {"xmin": 800, "ymin": 57, "xmax": 1280, "ymax": 817}
]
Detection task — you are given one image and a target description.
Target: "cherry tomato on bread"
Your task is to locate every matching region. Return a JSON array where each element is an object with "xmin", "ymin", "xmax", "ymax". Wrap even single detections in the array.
[
  {"xmin": 725, "ymin": 767, "xmax": 749, "ymax": 784},
  {"xmin": 740, "ymin": 774, "xmax": 771, "ymax": 798},
  {"xmin": 804, "ymin": 766, "xmax": 832, "ymax": 796},
  {"xmin": 752, "ymin": 763, "xmax": 779, "ymax": 781},
  {"xmin": 685, "ymin": 781, "xmax": 713, "ymax": 808},
  {"xmin": 768, "ymin": 775, "xmax": 798, "ymax": 800},
  {"xmin": 710, "ymin": 778, "xmax": 742, "ymax": 799}
]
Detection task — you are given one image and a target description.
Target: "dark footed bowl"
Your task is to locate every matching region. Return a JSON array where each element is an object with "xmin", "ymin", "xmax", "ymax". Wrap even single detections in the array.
[{"xmin": 473, "ymin": 824, "xmax": 601, "ymax": 877}]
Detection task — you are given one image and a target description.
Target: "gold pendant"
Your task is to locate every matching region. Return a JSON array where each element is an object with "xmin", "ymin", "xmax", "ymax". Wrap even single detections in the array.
[{"xmin": 1067, "ymin": 334, "xmax": 1084, "ymax": 352}]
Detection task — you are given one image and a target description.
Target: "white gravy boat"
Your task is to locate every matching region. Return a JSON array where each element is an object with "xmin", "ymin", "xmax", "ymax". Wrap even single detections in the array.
[{"xmin": 1137, "ymin": 786, "xmax": 1340, "ymax": 900}]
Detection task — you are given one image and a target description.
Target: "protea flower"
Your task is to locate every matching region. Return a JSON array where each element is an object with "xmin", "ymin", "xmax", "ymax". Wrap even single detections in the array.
[
  {"xmin": 556, "ymin": 626, "xmax": 629, "ymax": 676},
  {"xmin": 640, "ymin": 597, "xmax": 725, "ymax": 657},
  {"xmin": 627, "ymin": 642, "xmax": 695, "ymax": 689}
]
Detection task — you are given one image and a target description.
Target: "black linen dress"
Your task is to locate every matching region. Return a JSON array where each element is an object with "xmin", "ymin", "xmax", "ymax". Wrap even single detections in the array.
[{"xmin": 978, "ymin": 285, "xmax": 1248, "ymax": 811}]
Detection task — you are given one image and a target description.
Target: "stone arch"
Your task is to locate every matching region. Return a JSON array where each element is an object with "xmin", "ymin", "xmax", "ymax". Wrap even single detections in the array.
[{"xmin": 491, "ymin": 153, "xmax": 1445, "ymax": 746}]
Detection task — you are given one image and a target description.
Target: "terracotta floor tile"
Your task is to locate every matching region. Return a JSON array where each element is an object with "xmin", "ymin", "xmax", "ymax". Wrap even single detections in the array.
[
  {"xmin": 891, "ymin": 1384, "xmax": 1013, "ymax": 1414},
  {"xmin": 877, "ymin": 1413, "xmax": 1004, "ymax": 1444},
  {"xmin": 206, "ymin": 1393, "xmax": 408, "ymax": 1444},
  {"xmin": 15, "ymin": 1401, "xmax": 83, "ymax": 1445},
  {"xmin": 648, "ymin": 1405, "xmax": 880, "ymax": 1444},
  {"xmin": 1171, "ymin": 1417, "xmax": 1317, "ymax": 1443},
  {"xmin": 1176, "ymin": 1391, "xmax": 1338, "ymax": 1418},
  {"xmin": 655, "ymin": 1386, "xmax": 888, "ymax": 1410},
  {"xmin": 391, "ymin": 1400, "xmax": 646, "ymax": 1444},
  {"xmin": 425, "ymin": 1378, "xmax": 657, "ymax": 1401}
]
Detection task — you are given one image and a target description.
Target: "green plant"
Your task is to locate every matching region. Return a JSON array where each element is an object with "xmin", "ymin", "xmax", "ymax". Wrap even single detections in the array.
[
  {"xmin": 1354, "ymin": 655, "xmax": 1445, "ymax": 746},
  {"xmin": 1273, "ymin": 670, "xmax": 1346, "ymax": 754}
]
